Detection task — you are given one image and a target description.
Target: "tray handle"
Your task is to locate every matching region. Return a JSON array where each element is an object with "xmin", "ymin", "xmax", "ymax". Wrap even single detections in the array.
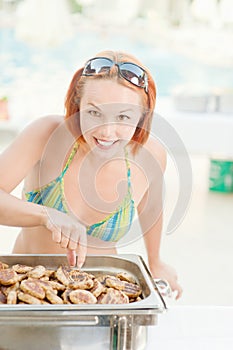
[
  {"xmin": 0, "ymin": 315, "xmax": 99, "ymax": 327},
  {"xmin": 153, "ymin": 278, "xmax": 172, "ymax": 298}
]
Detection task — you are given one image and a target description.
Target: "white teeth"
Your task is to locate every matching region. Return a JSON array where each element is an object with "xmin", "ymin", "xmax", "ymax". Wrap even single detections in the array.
[{"xmin": 96, "ymin": 139, "xmax": 115, "ymax": 147}]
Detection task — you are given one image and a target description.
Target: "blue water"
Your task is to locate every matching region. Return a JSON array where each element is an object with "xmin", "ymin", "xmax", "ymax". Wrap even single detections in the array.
[{"xmin": 0, "ymin": 27, "xmax": 232, "ymax": 96}]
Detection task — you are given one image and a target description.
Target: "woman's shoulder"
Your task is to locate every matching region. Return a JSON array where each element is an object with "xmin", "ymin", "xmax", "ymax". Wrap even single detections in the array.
[
  {"xmin": 22, "ymin": 115, "xmax": 64, "ymax": 137},
  {"xmin": 134, "ymin": 135, "xmax": 167, "ymax": 174},
  {"xmin": 18, "ymin": 115, "xmax": 71, "ymax": 148}
]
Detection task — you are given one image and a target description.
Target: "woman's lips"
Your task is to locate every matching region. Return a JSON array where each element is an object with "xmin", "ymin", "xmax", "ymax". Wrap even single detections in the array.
[{"xmin": 94, "ymin": 137, "xmax": 118, "ymax": 149}]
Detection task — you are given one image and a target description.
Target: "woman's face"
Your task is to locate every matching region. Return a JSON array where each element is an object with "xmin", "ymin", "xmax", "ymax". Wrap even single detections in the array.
[{"xmin": 80, "ymin": 79, "xmax": 143, "ymax": 157}]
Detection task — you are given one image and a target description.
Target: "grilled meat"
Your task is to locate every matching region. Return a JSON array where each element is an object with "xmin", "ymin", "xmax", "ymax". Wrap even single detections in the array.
[
  {"xmin": 1, "ymin": 282, "xmax": 19, "ymax": 296},
  {"xmin": 49, "ymin": 280, "xmax": 66, "ymax": 291},
  {"xmin": 69, "ymin": 289, "xmax": 97, "ymax": 304},
  {"xmin": 99, "ymin": 288, "xmax": 129, "ymax": 304},
  {"xmin": 55, "ymin": 266, "xmax": 71, "ymax": 286},
  {"xmin": 18, "ymin": 292, "xmax": 42, "ymax": 304},
  {"xmin": 0, "ymin": 268, "xmax": 18, "ymax": 285},
  {"xmin": 20, "ymin": 279, "xmax": 46, "ymax": 299},
  {"xmin": 68, "ymin": 271, "xmax": 94, "ymax": 290},
  {"xmin": 61, "ymin": 289, "xmax": 72, "ymax": 304},
  {"xmin": 12, "ymin": 264, "xmax": 33, "ymax": 274},
  {"xmin": 46, "ymin": 289, "xmax": 64, "ymax": 304},
  {"xmin": 116, "ymin": 271, "xmax": 136, "ymax": 284},
  {"xmin": 0, "ymin": 290, "xmax": 7, "ymax": 304},
  {"xmin": 7, "ymin": 290, "xmax": 17, "ymax": 304},
  {"xmin": 27, "ymin": 265, "xmax": 46, "ymax": 279},
  {"xmin": 90, "ymin": 279, "xmax": 105, "ymax": 297},
  {"xmin": 96, "ymin": 274, "xmax": 114, "ymax": 286},
  {"xmin": 0, "ymin": 263, "xmax": 142, "ymax": 305},
  {"xmin": 106, "ymin": 277, "xmax": 142, "ymax": 298},
  {"xmin": 0, "ymin": 261, "xmax": 9, "ymax": 270}
]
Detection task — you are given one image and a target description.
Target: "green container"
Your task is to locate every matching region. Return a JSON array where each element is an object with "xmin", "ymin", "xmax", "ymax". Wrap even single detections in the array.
[{"xmin": 209, "ymin": 158, "xmax": 233, "ymax": 193}]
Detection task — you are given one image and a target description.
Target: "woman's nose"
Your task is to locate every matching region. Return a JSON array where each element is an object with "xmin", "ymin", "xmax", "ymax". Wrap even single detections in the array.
[{"xmin": 98, "ymin": 122, "xmax": 117, "ymax": 138}]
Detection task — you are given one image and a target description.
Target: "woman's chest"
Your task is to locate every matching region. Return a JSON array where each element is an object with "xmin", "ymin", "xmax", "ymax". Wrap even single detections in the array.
[{"xmin": 63, "ymin": 157, "xmax": 149, "ymax": 226}]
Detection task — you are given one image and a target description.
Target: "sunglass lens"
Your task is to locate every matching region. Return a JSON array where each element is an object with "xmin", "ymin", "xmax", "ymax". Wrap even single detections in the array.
[
  {"xmin": 120, "ymin": 63, "xmax": 146, "ymax": 88},
  {"xmin": 84, "ymin": 58, "xmax": 113, "ymax": 75}
]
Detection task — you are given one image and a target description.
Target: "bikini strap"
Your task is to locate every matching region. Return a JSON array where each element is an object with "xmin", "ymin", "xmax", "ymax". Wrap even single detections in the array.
[
  {"xmin": 61, "ymin": 142, "xmax": 78, "ymax": 177},
  {"xmin": 124, "ymin": 147, "xmax": 132, "ymax": 189}
]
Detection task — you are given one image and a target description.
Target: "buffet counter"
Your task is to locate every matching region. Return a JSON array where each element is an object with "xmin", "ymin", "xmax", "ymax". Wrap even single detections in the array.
[{"xmin": 146, "ymin": 305, "xmax": 233, "ymax": 350}]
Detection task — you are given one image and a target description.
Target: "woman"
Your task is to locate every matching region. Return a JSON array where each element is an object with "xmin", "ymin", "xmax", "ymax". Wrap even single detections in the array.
[{"xmin": 0, "ymin": 51, "xmax": 182, "ymax": 298}]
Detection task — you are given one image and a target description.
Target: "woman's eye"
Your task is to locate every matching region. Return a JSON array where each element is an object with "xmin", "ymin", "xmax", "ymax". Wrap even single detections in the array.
[
  {"xmin": 118, "ymin": 114, "xmax": 130, "ymax": 121},
  {"xmin": 88, "ymin": 110, "xmax": 101, "ymax": 117}
]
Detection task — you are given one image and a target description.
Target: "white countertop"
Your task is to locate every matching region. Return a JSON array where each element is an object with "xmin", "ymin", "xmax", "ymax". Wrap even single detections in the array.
[{"xmin": 146, "ymin": 305, "xmax": 233, "ymax": 350}]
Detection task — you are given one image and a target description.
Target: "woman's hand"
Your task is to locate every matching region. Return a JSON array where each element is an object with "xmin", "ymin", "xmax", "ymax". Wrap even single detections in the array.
[
  {"xmin": 150, "ymin": 259, "xmax": 183, "ymax": 299},
  {"xmin": 42, "ymin": 207, "xmax": 87, "ymax": 268}
]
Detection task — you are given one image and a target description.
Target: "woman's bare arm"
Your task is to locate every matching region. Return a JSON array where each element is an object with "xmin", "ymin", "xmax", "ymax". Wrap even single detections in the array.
[
  {"xmin": 0, "ymin": 188, "xmax": 46, "ymax": 227},
  {"xmin": 137, "ymin": 138, "xmax": 182, "ymax": 298},
  {"xmin": 0, "ymin": 116, "xmax": 60, "ymax": 225},
  {"xmin": 0, "ymin": 116, "xmax": 60, "ymax": 193},
  {"xmin": 0, "ymin": 116, "xmax": 87, "ymax": 267}
]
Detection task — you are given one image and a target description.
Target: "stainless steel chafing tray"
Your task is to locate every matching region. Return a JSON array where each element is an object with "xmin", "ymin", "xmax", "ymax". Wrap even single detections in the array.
[{"xmin": 0, "ymin": 254, "xmax": 167, "ymax": 350}]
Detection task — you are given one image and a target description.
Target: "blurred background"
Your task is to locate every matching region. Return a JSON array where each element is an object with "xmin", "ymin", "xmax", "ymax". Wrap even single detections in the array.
[{"xmin": 0, "ymin": 0, "xmax": 233, "ymax": 306}]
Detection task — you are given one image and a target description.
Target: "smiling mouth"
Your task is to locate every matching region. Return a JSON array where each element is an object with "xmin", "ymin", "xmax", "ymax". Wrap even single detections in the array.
[{"xmin": 94, "ymin": 138, "xmax": 118, "ymax": 149}]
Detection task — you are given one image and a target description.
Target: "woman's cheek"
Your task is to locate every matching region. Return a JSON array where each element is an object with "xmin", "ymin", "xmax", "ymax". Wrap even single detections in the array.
[
  {"xmin": 119, "ymin": 125, "xmax": 137, "ymax": 141},
  {"xmin": 80, "ymin": 117, "xmax": 99, "ymax": 135}
]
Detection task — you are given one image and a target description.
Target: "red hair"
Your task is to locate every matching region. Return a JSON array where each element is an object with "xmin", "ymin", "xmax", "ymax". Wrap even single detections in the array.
[{"xmin": 65, "ymin": 50, "xmax": 156, "ymax": 154}]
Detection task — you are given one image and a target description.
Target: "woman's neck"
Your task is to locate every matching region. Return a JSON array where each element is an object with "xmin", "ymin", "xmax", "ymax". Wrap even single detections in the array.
[{"xmin": 78, "ymin": 143, "xmax": 125, "ymax": 170}]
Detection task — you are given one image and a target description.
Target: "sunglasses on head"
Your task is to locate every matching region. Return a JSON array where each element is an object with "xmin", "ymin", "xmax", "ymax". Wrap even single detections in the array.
[{"xmin": 82, "ymin": 57, "xmax": 148, "ymax": 93}]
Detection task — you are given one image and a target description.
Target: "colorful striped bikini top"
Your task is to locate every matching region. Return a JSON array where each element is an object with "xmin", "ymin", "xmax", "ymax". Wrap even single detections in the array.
[{"xmin": 25, "ymin": 143, "xmax": 135, "ymax": 242}]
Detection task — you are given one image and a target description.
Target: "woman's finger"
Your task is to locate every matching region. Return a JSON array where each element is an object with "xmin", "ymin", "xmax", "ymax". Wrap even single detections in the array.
[
  {"xmin": 175, "ymin": 284, "xmax": 183, "ymax": 299},
  {"xmin": 68, "ymin": 230, "xmax": 78, "ymax": 250},
  {"xmin": 66, "ymin": 249, "xmax": 76, "ymax": 267},
  {"xmin": 68, "ymin": 239, "xmax": 77, "ymax": 250},
  {"xmin": 51, "ymin": 226, "xmax": 62, "ymax": 243},
  {"xmin": 172, "ymin": 281, "xmax": 183, "ymax": 299},
  {"xmin": 77, "ymin": 231, "xmax": 87, "ymax": 269},
  {"xmin": 60, "ymin": 234, "xmax": 69, "ymax": 248}
]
